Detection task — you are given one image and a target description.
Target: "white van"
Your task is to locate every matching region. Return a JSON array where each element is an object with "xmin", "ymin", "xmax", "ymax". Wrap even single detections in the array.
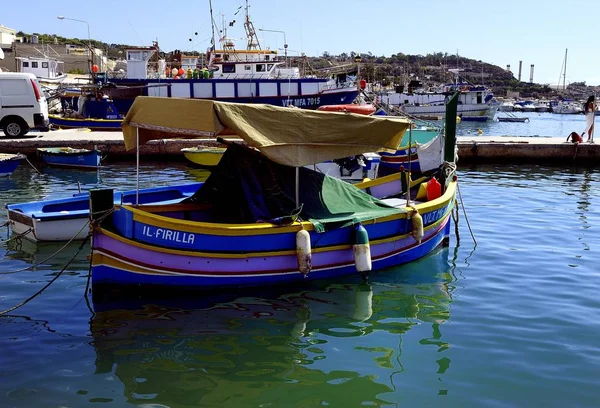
[{"xmin": 0, "ymin": 72, "xmax": 49, "ymax": 137}]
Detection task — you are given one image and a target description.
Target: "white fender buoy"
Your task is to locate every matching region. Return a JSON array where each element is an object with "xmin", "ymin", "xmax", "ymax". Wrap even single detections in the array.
[
  {"xmin": 352, "ymin": 283, "xmax": 373, "ymax": 321},
  {"xmin": 296, "ymin": 229, "xmax": 312, "ymax": 276},
  {"xmin": 411, "ymin": 207, "xmax": 424, "ymax": 244},
  {"xmin": 353, "ymin": 223, "xmax": 372, "ymax": 274}
]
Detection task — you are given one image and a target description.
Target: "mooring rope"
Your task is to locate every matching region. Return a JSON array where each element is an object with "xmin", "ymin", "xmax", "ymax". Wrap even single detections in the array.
[
  {"xmin": 0, "ymin": 234, "xmax": 91, "ymax": 316},
  {"xmin": 23, "ymin": 155, "xmax": 42, "ymax": 175},
  {"xmin": 1, "ymin": 227, "xmax": 33, "ymax": 245},
  {"xmin": 456, "ymin": 183, "xmax": 476, "ymax": 245},
  {"xmin": 0, "ymin": 221, "xmax": 90, "ymax": 275}
]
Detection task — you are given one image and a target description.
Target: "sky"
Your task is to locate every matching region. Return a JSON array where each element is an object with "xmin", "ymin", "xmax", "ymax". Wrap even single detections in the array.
[{"xmin": 3, "ymin": 0, "xmax": 599, "ymax": 85}]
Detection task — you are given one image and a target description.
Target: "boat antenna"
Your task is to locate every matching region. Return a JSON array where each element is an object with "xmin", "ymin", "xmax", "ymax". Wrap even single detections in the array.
[{"xmin": 244, "ymin": 0, "xmax": 261, "ymax": 50}]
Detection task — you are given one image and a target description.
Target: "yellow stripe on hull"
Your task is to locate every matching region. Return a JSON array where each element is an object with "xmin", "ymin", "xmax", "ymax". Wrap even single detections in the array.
[
  {"xmin": 97, "ymin": 186, "xmax": 455, "ymax": 259},
  {"xmin": 121, "ymin": 181, "xmax": 457, "ymax": 236}
]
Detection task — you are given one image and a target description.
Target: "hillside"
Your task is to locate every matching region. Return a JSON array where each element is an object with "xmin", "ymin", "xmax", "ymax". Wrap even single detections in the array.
[{"xmin": 10, "ymin": 31, "xmax": 585, "ymax": 97}]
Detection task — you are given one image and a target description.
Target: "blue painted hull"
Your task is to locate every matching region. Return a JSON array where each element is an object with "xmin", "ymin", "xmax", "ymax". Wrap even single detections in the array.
[
  {"xmin": 91, "ymin": 216, "xmax": 451, "ymax": 289},
  {"xmin": 38, "ymin": 149, "xmax": 102, "ymax": 168},
  {"xmin": 49, "ymin": 115, "xmax": 122, "ymax": 131},
  {"xmin": 0, "ymin": 155, "xmax": 23, "ymax": 177},
  {"xmin": 103, "ymin": 78, "xmax": 359, "ymax": 115}
]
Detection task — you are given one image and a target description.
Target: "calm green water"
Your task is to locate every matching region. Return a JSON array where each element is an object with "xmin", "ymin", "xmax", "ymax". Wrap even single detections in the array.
[{"xmin": 0, "ymin": 162, "xmax": 599, "ymax": 407}]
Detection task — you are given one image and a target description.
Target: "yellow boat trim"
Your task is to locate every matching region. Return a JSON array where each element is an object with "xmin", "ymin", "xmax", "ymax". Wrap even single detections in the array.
[
  {"xmin": 97, "ymin": 194, "xmax": 454, "ymax": 259},
  {"xmin": 123, "ymin": 181, "xmax": 456, "ymax": 236},
  {"xmin": 48, "ymin": 114, "xmax": 122, "ymax": 123}
]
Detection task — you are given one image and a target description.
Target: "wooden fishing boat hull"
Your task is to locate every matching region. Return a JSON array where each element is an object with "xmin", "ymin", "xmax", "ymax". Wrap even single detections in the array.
[
  {"xmin": 90, "ymin": 179, "xmax": 456, "ymax": 291},
  {"xmin": 37, "ymin": 147, "xmax": 102, "ymax": 168},
  {"xmin": 181, "ymin": 147, "xmax": 227, "ymax": 167},
  {"xmin": 48, "ymin": 115, "xmax": 123, "ymax": 131},
  {"xmin": 6, "ymin": 182, "xmax": 202, "ymax": 242},
  {"xmin": 0, "ymin": 154, "xmax": 24, "ymax": 177}
]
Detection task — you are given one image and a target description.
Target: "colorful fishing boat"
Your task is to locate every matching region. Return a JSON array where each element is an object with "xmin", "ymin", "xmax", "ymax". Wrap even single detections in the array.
[
  {"xmin": 50, "ymin": 90, "xmax": 123, "ymax": 131},
  {"xmin": 0, "ymin": 153, "xmax": 25, "ymax": 177},
  {"xmin": 88, "ymin": 96, "xmax": 459, "ymax": 297},
  {"xmin": 48, "ymin": 115, "xmax": 122, "ymax": 131},
  {"xmin": 38, "ymin": 147, "xmax": 102, "ymax": 168},
  {"xmin": 181, "ymin": 147, "xmax": 227, "ymax": 167},
  {"xmin": 6, "ymin": 182, "xmax": 202, "ymax": 242}
]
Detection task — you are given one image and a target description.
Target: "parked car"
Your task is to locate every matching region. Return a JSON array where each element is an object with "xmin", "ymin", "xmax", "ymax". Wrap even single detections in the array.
[{"xmin": 0, "ymin": 72, "xmax": 49, "ymax": 137}]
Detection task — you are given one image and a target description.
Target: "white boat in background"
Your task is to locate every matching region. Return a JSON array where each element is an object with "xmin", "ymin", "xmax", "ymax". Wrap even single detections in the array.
[
  {"xmin": 535, "ymin": 100, "xmax": 550, "ymax": 112},
  {"xmin": 553, "ymin": 101, "xmax": 583, "ymax": 114},
  {"xmin": 376, "ymin": 73, "xmax": 498, "ymax": 120},
  {"xmin": 521, "ymin": 102, "xmax": 536, "ymax": 113},
  {"xmin": 498, "ymin": 100, "xmax": 514, "ymax": 112},
  {"xmin": 16, "ymin": 56, "xmax": 67, "ymax": 84}
]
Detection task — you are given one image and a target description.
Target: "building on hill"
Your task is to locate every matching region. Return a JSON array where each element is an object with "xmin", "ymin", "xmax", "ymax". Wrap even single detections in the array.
[
  {"xmin": 0, "ymin": 25, "xmax": 16, "ymax": 46},
  {"xmin": 0, "ymin": 42, "xmax": 107, "ymax": 74}
]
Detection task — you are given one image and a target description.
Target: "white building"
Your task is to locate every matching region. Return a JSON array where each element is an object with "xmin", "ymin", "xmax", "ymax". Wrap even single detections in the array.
[{"xmin": 0, "ymin": 25, "xmax": 16, "ymax": 45}]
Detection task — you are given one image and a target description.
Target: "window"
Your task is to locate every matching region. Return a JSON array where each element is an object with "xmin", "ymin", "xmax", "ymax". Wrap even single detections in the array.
[
  {"xmin": 265, "ymin": 55, "xmax": 270, "ymax": 61},
  {"xmin": 244, "ymin": 65, "xmax": 251, "ymax": 71},
  {"xmin": 42, "ymin": 62, "xmax": 48, "ymax": 68},
  {"xmin": 31, "ymin": 62, "xmax": 38, "ymax": 68},
  {"xmin": 222, "ymin": 64, "xmax": 236, "ymax": 73},
  {"xmin": 22, "ymin": 61, "xmax": 29, "ymax": 67},
  {"xmin": 256, "ymin": 64, "xmax": 265, "ymax": 72},
  {"xmin": 267, "ymin": 64, "xmax": 274, "ymax": 71}
]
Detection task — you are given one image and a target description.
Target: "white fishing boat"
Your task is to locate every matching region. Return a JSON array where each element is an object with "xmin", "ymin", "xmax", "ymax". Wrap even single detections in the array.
[
  {"xmin": 16, "ymin": 56, "xmax": 67, "ymax": 84},
  {"xmin": 96, "ymin": 2, "xmax": 358, "ymax": 115},
  {"xmin": 553, "ymin": 101, "xmax": 582, "ymax": 114},
  {"xmin": 377, "ymin": 72, "xmax": 498, "ymax": 120},
  {"xmin": 498, "ymin": 100, "xmax": 515, "ymax": 112}
]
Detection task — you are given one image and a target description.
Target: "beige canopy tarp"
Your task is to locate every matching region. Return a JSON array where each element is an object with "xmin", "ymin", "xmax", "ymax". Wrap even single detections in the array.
[{"xmin": 122, "ymin": 97, "xmax": 411, "ymax": 167}]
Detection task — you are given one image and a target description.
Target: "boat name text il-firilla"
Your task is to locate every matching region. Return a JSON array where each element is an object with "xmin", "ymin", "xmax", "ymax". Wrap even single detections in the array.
[{"xmin": 141, "ymin": 226, "xmax": 195, "ymax": 244}]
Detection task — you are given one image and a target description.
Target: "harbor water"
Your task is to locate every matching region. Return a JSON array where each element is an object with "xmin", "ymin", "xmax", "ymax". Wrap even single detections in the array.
[
  {"xmin": 457, "ymin": 111, "xmax": 588, "ymax": 138},
  {"xmin": 0, "ymin": 158, "xmax": 599, "ymax": 407}
]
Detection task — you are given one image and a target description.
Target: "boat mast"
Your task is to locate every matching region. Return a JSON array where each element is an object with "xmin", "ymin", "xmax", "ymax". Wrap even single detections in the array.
[
  {"xmin": 208, "ymin": 0, "xmax": 217, "ymax": 50},
  {"xmin": 563, "ymin": 48, "xmax": 567, "ymax": 91},
  {"xmin": 244, "ymin": 0, "xmax": 261, "ymax": 50}
]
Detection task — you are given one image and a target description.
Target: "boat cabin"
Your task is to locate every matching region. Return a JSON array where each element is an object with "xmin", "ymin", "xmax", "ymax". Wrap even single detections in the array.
[
  {"xmin": 16, "ymin": 56, "xmax": 65, "ymax": 82},
  {"xmin": 207, "ymin": 49, "xmax": 300, "ymax": 79}
]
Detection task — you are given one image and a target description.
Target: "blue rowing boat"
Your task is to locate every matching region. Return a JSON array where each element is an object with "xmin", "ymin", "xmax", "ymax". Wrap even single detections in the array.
[
  {"xmin": 6, "ymin": 182, "xmax": 202, "ymax": 242},
  {"xmin": 37, "ymin": 147, "xmax": 102, "ymax": 169},
  {"xmin": 0, "ymin": 153, "xmax": 24, "ymax": 177}
]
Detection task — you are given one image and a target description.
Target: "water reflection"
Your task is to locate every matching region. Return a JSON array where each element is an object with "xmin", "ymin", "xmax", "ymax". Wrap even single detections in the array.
[
  {"xmin": 183, "ymin": 167, "xmax": 211, "ymax": 182},
  {"xmin": 41, "ymin": 166, "xmax": 102, "ymax": 187},
  {"xmin": 90, "ymin": 249, "xmax": 453, "ymax": 406}
]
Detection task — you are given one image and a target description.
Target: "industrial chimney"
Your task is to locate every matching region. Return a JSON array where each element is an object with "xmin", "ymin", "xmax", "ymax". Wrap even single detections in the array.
[
  {"xmin": 518, "ymin": 61, "xmax": 523, "ymax": 82},
  {"xmin": 530, "ymin": 64, "xmax": 534, "ymax": 83}
]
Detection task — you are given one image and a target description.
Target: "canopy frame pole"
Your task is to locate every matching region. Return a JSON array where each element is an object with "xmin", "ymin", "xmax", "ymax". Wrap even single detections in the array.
[
  {"xmin": 136, "ymin": 127, "xmax": 140, "ymax": 206},
  {"xmin": 295, "ymin": 167, "xmax": 300, "ymax": 208},
  {"xmin": 406, "ymin": 126, "xmax": 413, "ymax": 208}
]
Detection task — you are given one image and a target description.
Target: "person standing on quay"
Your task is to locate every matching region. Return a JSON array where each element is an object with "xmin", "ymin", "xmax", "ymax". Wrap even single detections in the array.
[{"xmin": 582, "ymin": 95, "xmax": 595, "ymax": 143}]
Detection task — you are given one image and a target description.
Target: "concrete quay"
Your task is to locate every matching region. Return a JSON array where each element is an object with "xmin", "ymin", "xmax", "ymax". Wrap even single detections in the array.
[{"xmin": 0, "ymin": 130, "xmax": 598, "ymax": 164}]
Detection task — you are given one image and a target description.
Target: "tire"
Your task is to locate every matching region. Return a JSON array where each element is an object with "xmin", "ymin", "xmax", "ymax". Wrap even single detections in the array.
[{"xmin": 2, "ymin": 117, "xmax": 29, "ymax": 137}]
